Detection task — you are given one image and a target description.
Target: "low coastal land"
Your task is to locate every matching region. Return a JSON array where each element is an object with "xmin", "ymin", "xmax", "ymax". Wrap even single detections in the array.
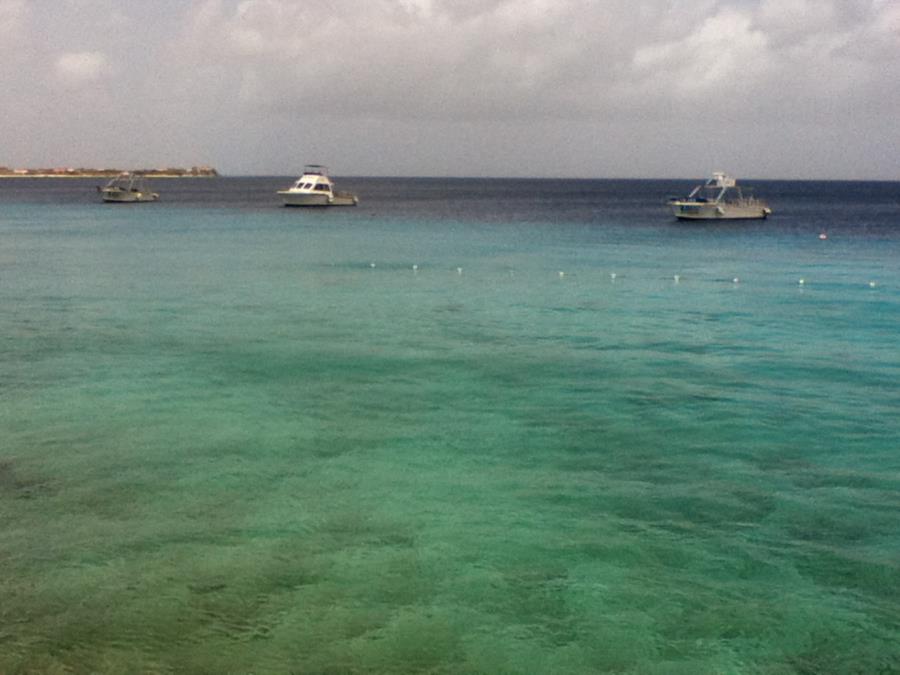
[{"xmin": 0, "ymin": 166, "xmax": 218, "ymax": 178}]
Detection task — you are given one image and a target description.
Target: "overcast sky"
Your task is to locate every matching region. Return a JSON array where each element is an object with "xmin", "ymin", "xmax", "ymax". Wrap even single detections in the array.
[{"xmin": 2, "ymin": 0, "xmax": 898, "ymax": 178}]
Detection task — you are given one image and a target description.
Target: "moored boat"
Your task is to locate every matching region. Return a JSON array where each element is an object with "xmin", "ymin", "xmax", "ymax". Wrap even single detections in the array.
[
  {"xmin": 98, "ymin": 172, "xmax": 159, "ymax": 203},
  {"xmin": 669, "ymin": 172, "xmax": 771, "ymax": 220},
  {"xmin": 278, "ymin": 165, "xmax": 358, "ymax": 207}
]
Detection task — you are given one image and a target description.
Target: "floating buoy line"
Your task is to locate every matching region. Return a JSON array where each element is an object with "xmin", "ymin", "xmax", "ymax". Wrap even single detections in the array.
[{"xmin": 359, "ymin": 262, "xmax": 883, "ymax": 291}]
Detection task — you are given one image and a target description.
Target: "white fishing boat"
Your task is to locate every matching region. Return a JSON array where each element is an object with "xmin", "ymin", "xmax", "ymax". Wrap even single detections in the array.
[
  {"xmin": 98, "ymin": 172, "xmax": 159, "ymax": 203},
  {"xmin": 669, "ymin": 172, "xmax": 771, "ymax": 220},
  {"xmin": 278, "ymin": 165, "xmax": 358, "ymax": 207}
]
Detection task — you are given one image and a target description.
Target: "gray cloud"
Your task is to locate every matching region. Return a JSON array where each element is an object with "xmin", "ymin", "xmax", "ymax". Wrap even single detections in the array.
[{"xmin": 2, "ymin": 0, "xmax": 898, "ymax": 177}]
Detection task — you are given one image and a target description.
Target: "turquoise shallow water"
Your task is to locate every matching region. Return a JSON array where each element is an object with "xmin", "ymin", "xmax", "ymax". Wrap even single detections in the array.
[{"xmin": 2, "ymin": 179, "xmax": 900, "ymax": 673}]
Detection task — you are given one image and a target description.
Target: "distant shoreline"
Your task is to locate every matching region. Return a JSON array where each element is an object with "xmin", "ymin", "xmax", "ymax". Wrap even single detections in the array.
[
  {"xmin": 0, "ymin": 174, "xmax": 218, "ymax": 179},
  {"xmin": 0, "ymin": 167, "xmax": 219, "ymax": 179}
]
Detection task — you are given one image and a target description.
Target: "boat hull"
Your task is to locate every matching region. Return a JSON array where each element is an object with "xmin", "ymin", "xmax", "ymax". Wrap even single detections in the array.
[
  {"xmin": 278, "ymin": 191, "xmax": 358, "ymax": 207},
  {"xmin": 330, "ymin": 193, "xmax": 359, "ymax": 206},
  {"xmin": 278, "ymin": 191, "xmax": 330, "ymax": 207},
  {"xmin": 670, "ymin": 201, "xmax": 770, "ymax": 220},
  {"xmin": 101, "ymin": 189, "xmax": 158, "ymax": 203}
]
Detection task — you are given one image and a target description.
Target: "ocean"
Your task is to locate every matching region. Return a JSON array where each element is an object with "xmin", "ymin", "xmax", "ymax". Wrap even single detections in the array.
[{"xmin": 1, "ymin": 176, "xmax": 899, "ymax": 674}]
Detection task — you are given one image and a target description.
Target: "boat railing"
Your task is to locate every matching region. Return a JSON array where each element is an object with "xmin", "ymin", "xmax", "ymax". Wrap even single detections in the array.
[
  {"xmin": 723, "ymin": 195, "xmax": 769, "ymax": 208},
  {"xmin": 725, "ymin": 186, "xmax": 767, "ymax": 207}
]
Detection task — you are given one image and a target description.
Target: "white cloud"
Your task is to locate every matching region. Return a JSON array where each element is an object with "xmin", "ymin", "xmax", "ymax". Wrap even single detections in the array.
[
  {"xmin": 632, "ymin": 8, "xmax": 770, "ymax": 93},
  {"xmin": 55, "ymin": 51, "xmax": 109, "ymax": 86},
  {"xmin": 0, "ymin": 0, "xmax": 28, "ymax": 51}
]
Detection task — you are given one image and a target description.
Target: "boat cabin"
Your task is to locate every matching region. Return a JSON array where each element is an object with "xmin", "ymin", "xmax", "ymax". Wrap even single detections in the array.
[{"xmin": 290, "ymin": 165, "xmax": 335, "ymax": 193}]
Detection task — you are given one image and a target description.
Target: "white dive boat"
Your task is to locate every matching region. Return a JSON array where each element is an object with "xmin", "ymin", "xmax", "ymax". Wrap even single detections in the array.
[
  {"xmin": 98, "ymin": 172, "xmax": 159, "ymax": 203},
  {"xmin": 278, "ymin": 165, "xmax": 358, "ymax": 207},
  {"xmin": 669, "ymin": 172, "xmax": 771, "ymax": 220}
]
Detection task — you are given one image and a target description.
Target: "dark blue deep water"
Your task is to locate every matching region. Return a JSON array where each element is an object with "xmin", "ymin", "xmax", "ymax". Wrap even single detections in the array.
[{"xmin": 2, "ymin": 177, "xmax": 899, "ymax": 673}]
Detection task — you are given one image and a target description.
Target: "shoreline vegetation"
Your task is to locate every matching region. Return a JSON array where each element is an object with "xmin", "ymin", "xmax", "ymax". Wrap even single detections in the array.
[{"xmin": 0, "ymin": 166, "xmax": 218, "ymax": 178}]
